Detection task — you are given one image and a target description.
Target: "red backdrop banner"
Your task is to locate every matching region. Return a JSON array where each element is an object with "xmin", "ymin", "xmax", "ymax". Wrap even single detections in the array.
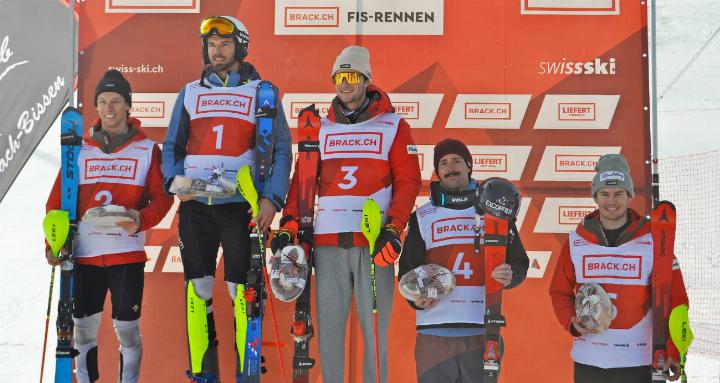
[{"xmin": 77, "ymin": 1, "xmax": 650, "ymax": 381}]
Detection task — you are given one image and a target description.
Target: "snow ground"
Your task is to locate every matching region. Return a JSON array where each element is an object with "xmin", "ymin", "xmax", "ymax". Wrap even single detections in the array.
[{"xmin": 1, "ymin": 0, "xmax": 719, "ymax": 381}]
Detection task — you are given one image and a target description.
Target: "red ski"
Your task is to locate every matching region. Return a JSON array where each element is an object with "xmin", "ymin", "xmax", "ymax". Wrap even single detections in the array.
[
  {"xmin": 475, "ymin": 178, "xmax": 521, "ymax": 383},
  {"xmin": 291, "ymin": 104, "xmax": 321, "ymax": 383},
  {"xmin": 650, "ymin": 200, "xmax": 677, "ymax": 382}
]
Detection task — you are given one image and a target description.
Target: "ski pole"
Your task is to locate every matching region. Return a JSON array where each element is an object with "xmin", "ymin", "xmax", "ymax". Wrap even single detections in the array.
[
  {"xmin": 361, "ymin": 198, "xmax": 382, "ymax": 383},
  {"xmin": 39, "ymin": 266, "xmax": 56, "ymax": 383},
  {"xmin": 40, "ymin": 210, "xmax": 70, "ymax": 383}
]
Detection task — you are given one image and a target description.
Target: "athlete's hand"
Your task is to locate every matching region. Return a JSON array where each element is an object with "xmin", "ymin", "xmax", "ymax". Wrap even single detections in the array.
[
  {"xmin": 116, "ymin": 209, "xmax": 141, "ymax": 234},
  {"xmin": 254, "ymin": 198, "xmax": 277, "ymax": 232},
  {"xmin": 45, "ymin": 247, "xmax": 66, "ymax": 266},
  {"xmin": 373, "ymin": 226, "xmax": 402, "ymax": 267},
  {"xmin": 414, "ymin": 297, "xmax": 439, "ymax": 309},
  {"xmin": 663, "ymin": 356, "xmax": 681, "ymax": 381},
  {"xmin": 491, "ymin": 263, "xmax": 513, "ymax": 287},
  {"xmin": 570, "ymin": 316, "xmax": 599, "ymax": 336}
]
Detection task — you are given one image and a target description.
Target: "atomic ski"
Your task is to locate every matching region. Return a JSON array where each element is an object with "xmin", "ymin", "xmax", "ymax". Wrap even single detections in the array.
[
  {"xmin": 254, "ymin": 81, "xmax": 278, "ymax": 186},
  {"xmin": 55, "ymin": 106, "xmax": 83, "ymax": 382},
  {"xmin": 650, "ymin": 200, "xmax": 677, "ymax": 382},
  {"xmin": 291, "ymin": 105, "xmax": 321, "ymax": 382}
]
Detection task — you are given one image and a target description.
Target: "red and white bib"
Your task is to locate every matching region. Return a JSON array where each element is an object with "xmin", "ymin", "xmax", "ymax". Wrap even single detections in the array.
[
  {"xmin": 182, "ymin": 80, "xmax": 258, "ymax": 181},
  {"xmin": 569, "ymin": 230, "xmax": 654, "ymax": 368},
  {"xmin": 415, "ymin": 201, "xmax": 486, "ymax": 327},
  {"xmin": 314, "ymin": 113, "xmax": 400, "ymax": 234},
  {"xmin": 75, "ymin": 139, "xmax": 154, "ymax": 258}
]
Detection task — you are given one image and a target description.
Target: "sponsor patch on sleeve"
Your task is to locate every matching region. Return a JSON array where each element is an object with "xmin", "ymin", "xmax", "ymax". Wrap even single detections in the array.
[
  {"xmin": 672, "ymin": 258, "xmax": 680, "ymax": 270},
  {"xmin": 407, "ymin": 145, "xmax": 418, "ymax": 154}
]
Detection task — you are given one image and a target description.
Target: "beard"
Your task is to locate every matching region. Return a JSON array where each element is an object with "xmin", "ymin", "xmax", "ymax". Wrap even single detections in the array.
[{"xmin": 211, "ymin": 59, "xmax": 237, "ymax": 73}]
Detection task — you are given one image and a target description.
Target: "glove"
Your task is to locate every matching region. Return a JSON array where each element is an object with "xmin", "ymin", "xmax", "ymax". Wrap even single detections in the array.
[
  {"xmin": 271, "ymin": 216, "xmax": 298, "ymax": 254},
  {"xmin": 373, "ymin": 225, "xmax": 402, "ymax": 267}
]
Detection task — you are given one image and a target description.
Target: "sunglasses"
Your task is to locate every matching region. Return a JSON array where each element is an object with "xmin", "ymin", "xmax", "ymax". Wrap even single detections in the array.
[{"xmin": 333, "ymin": 71, "xmax": 364, "ymax": 86}]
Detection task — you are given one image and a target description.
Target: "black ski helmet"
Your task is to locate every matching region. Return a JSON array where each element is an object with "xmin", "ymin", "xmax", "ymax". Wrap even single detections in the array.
[
  {"xmin": 199, "ymin": 16, "xmax": 250, "ymax": 64},
  {"xmin": 476, "ymin": 177, "xmax": 521, "ymax": 220}
]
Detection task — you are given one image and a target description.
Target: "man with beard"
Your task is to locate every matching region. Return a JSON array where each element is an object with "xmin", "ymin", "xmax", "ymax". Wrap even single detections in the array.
[
  {"xmin": 161, "ymin": 16, "xmax": 291, "ymax": 382},
  {"xmin": 397, "ymin": 139, "xmax": 528, "ymax": 383}
]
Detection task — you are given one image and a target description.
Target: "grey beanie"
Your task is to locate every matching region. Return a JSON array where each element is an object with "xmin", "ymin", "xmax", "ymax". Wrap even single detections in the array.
[
  {"xmin": 591, "ymin": 154, "xmax": 634, "ymax": 197},
  {"xmin": 332, "ymin": 45, "xmax": 371, "ymax": 79}
]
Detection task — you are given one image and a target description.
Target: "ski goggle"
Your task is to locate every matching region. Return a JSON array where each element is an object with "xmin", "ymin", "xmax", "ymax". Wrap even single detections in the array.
[
  {"xmin": 333, "ymin": 71, "xmax": 364, "ymax": 86},
  {"xmin": 199, "ymin": 17, "xmax": 238, "ymax": 37}
]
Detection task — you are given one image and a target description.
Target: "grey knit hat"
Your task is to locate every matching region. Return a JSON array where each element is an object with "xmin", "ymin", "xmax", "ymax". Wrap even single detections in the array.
[
  {"xmin": 591, "ymin": 154, "xmax": 634, "ymax": 197},
  {"xmin": 332, "ymin": 45, "xmax": 371, "ymax": 79}
]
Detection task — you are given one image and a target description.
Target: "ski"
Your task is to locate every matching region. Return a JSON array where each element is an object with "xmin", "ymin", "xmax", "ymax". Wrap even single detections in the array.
[
  {"xmin": 291, "ymin": 105, "xmax": 321, "ymax": 382},
  {"xmin": 475, "ymin": 178, "xmax": 520, "ymax": 383},
  {"xmin": 236, "ymin": 165, "xmax": 288, "ymax": 383},
  {"xmin": 254, "ymin": 81, "xmax": 278, "ymax": 186},
  {"xmin": 54, "ymin": 106, "xmax": 83, "ymax": 383},
  {"xmin": 242, "ymin": 226, "xmax": 265, "ymax": 382},
  {"xmin": 650, "ymin": 200, "xmax": 676, "ymax": 382}
]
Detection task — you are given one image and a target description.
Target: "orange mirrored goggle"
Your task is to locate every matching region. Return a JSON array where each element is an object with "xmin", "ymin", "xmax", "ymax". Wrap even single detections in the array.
[
  {"xmin": 333, "ymin": 71, "xmax": 364, "ymax": 86},
  {"xmin": 199, "ymin": 17, "xmax": 237, "ymax": 37}
]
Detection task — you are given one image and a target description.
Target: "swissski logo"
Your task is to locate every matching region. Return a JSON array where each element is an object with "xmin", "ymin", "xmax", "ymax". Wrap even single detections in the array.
[{"xmin": 539, "ymin": 58, "xmax": 616, "ymax": 75}]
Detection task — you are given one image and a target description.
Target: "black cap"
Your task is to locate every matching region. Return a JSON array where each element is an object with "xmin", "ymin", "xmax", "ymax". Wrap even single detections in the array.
[
  {"xmin": 434, "ymin": 138, "xmax": 473, "ymax": 173},
  {"xmin": 94, "ymin": 69, "xmax": 131, "ymax": 106}
]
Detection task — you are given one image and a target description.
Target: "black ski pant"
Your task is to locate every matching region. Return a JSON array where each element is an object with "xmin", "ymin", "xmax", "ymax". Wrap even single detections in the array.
[
  {"xmin": 178, "ymin": 200, "xmax": 252, "ymax": 283},
  {"xmin": 574, "ymin": 362, "xmax": 652, "ymax": 383},
  {"xmin": 73, "ymin": 262, "xmax": 145, "ymax": 321}
]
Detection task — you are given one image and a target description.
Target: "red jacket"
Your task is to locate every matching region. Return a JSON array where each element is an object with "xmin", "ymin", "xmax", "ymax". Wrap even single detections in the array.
[
  {"xmin": 283, "ymin": 85, "xmax": 421, "ymax": 246},
  {"xmin": 549, "ymin": 208, "xmax": 689, "ymax": 360},
  {"xmin": 46, "ymin": 118, "xmax": 173, "ymax": 266}
]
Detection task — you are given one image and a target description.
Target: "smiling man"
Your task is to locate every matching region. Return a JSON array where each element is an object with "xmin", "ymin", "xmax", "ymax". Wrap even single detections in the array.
[
  {"xmin": 161, "ymin": 15, "xmax": 291, "ymax": 382},
  {"xmin": 398, "ymin": 138, "xmax": 528, "ymax": 383},
  {"xmin": 549, "ymin": 154, "xmax": 690, "ymax": 383},
  {"xmin": 45, "ymin": 69, "xmax": 173, "ymax": 383},
  {"xmin": 273, "ymin": 45, "xmax": 421, "ymax": 383}
]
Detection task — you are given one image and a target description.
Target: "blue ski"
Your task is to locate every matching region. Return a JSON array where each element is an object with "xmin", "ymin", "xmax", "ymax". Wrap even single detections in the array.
[
  {"xmin": 253, "ymin": 80, "xmax": 277, "ymax": 187},
  {"xmin": 55, "ymin": 106, "xmax": 83, "ymax": 382},
  {"xmin": 241, "ymin": 229, "xmax": 265, "ymax": 382}
]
